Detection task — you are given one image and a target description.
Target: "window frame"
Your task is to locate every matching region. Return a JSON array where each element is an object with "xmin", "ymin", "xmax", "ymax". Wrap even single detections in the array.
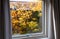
[{"xmin": 10, "ymin": 0, "xmax": 49, "ymax": 38}]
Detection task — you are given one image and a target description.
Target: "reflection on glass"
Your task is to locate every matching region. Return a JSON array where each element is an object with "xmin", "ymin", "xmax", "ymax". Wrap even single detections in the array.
[{"xmin": 10, "ymin": 1, "xmax": 42, "ymax": 35}]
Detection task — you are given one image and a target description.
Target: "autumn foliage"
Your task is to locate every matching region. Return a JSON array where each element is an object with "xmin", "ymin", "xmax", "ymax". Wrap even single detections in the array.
[{"xmin": 10, "ymin": 1, "xmax": 42, "ymax": 34}]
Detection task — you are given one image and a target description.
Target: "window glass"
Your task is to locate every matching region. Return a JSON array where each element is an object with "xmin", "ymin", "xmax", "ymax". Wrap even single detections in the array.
[{"xmin": 10, "ymin": 0, "xmax": 43, "ymax": 35}]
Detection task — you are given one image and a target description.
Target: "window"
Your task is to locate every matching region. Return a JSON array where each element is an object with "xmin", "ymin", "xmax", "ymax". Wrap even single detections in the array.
[
  {"xmin": 1, "ymin": 0, "xmax": 55, "ymax": 39},
  {"xmin": 9, "ymin": 0, "xmax": 49, "ymax": 38}
]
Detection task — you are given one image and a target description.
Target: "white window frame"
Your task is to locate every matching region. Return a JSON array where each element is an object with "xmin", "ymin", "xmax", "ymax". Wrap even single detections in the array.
[{"xmin": 9, "ymin": 0, "xmax": 51, "ymax": 38}]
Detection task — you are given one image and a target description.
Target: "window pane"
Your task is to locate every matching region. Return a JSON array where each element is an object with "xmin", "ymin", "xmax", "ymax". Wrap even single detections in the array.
[{"xmin": 10, "ymin": 0, "xmax": 43, "ymax": 35}]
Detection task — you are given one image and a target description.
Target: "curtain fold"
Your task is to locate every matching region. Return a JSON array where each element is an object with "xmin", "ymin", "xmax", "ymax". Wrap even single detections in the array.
[
  {"xmin": 1, "ymin": 0, "xmax": 12, "ymax": 39},
  {"xmin": 54, "ymin": 0, "xmax": 59, "ymax": 39}
]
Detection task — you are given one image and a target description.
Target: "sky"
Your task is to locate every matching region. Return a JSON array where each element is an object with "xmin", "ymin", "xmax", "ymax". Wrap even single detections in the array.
[{"xmin": 10, "ymin": 0, "xmax": 41, "ymax": 2}]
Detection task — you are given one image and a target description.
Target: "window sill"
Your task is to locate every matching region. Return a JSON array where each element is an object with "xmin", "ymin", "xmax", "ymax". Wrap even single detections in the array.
[{"xmin": 12, "ymin": 37, "xmax": 48, "ymax": 39}]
